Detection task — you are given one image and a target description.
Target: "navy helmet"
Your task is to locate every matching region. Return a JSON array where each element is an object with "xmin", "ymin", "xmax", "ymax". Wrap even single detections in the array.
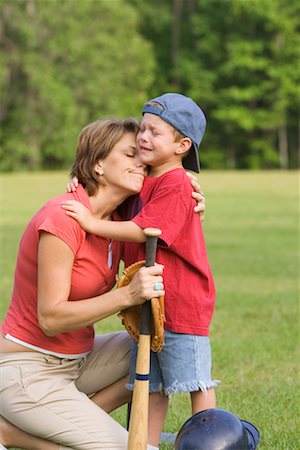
[{"xmin": 174, "ymin": 408, "xmax": 260, "ymax": 450}]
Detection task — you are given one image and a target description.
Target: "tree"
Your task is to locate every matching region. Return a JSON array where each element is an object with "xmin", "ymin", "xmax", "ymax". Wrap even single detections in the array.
[
  {"xmin": 0, "ymin": 0, "xmax": 156, "ymax": 170},
  {"xmin": 129, "ymin": 0, "xmax": 299, "ymax": 169},
  {"xmin": 1, "ymin": 0, "xmax": 299, "ymax": 170}
]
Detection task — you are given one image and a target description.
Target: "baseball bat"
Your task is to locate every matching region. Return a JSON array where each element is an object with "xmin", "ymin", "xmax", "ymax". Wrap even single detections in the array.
[{"xmin": 127, "ymin": 227, "xmax": 162, "ymax": 450}]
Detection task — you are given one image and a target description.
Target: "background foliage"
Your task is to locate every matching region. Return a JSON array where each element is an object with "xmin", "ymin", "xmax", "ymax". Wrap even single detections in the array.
[{"xmin": 0, "ymin": 0, "xmax": 299, "ymax": 171}]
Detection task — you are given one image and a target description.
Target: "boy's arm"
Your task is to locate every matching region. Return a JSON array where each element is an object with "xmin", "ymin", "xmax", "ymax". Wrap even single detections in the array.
[
  {"xmin": 94, "ymin": 220, "xmax": 145, "ymax": 242},
  {"xmin": 61, "ymin": 200, "xmax": 145, "ymax": 242},
  {"xmin": 66, "ymin": 175, "xmax": 205, "ymax": 221}
]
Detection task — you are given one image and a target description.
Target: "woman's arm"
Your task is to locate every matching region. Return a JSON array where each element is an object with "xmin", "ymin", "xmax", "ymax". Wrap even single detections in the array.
[
  {"xmin": 185, "ymin": 172, "xmax": 205, "ymax": 221},
  {"xmin": 37, "ymin": 232, "xmax": 163, "ymax": 335}
]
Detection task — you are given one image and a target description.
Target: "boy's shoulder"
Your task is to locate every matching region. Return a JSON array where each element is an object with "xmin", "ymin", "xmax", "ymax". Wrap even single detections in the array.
[
  {"xmin": 154, "ymin": 168, "xmax": 186, "ymax": 183},
  {"xmin": 142, "ymin": 169, "xmax": 194, "ymax": 208},
  {"xmin": 154, "ymin": 168, "xmax": 192, "ymax": 192}
]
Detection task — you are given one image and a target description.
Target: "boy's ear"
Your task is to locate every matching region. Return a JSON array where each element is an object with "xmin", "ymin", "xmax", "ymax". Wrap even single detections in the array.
[{"xmin": 175, "ymin": 137, "xmax": 192, "ymax": 156}]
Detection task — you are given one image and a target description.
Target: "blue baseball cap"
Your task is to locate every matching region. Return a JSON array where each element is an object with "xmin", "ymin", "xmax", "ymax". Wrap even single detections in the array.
[{"xmin": 142, "ymin": 93, "xmax": 206, "ymax": 173}]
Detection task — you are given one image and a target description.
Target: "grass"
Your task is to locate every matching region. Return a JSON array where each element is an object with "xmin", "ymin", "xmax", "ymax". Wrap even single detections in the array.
[{"xmin": 0, "ymin": 170, "xmax": 299, "ymax": 450}]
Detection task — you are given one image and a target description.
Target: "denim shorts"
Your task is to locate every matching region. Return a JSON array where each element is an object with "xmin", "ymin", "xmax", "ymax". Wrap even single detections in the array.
[{"xmin": 127, "ymin": 330, "xmax": 219, "ymax": 396}]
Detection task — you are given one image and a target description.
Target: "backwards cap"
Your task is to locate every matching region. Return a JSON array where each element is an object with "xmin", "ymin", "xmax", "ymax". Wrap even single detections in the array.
[{"xmin": 142, "ymin": 93, "xmax": 206, "ymax": 172}]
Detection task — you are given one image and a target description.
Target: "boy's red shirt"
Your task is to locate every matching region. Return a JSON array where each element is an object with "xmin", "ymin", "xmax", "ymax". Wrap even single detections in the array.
[{"xmin": 123, "ymin": 168, "xmax": 216, "ymax": 336}]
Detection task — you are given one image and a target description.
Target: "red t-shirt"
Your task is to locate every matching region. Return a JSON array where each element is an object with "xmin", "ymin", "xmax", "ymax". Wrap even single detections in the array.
[
  {"xmin": 1, "ymin": 185, "xmax": 121, "ymax": 356},
  {"xmin": 123, "ymin": 168, "xmax": 216, "ymax": 335}
]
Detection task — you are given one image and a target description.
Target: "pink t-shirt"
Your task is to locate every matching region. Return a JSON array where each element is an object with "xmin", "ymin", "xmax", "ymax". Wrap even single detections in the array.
[
  {"xmin": 123, "ymin": 168, "xmax": 216, "ymax": 336},
  {"xmin": 1, "ymin": 185, "xmax": 121, "ymax": 356}
]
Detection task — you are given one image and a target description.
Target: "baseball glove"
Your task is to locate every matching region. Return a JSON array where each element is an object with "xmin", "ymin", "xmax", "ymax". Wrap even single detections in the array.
[{"xmin": 117, "ymin": 260, "xmax": 165, "ymax": 352}]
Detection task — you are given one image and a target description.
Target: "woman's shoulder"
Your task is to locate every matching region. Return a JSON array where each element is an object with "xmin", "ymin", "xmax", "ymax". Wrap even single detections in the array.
[
  {"xmin": 46, "ymin": 184, "xmax": 89, "ymax": 208},
  {"xmin": 35, "ymin": 192, "xmax": 86, "ymax": 247}
]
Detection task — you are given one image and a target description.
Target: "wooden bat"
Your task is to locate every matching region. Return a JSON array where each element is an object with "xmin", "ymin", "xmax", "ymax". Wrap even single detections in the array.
[{"xmin": 127, "ymin": 227, "xmax": 162, "ymax": 450}]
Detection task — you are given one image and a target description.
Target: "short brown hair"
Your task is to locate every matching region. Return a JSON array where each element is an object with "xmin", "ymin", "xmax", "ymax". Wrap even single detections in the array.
[{"xmin": 71, "ymin": 118, "xmax": 139, "ymax": 196}]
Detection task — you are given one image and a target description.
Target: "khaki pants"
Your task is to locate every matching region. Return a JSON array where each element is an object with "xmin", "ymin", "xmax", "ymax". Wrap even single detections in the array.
[{"xmin": 0, "ymin": 331, "xmax": 154, "ymax": 450}]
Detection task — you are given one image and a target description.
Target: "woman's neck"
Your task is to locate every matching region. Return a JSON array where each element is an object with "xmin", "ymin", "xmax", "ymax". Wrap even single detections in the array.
[{"xmin": 88, "ymin": 187, "xmax": 129, "ymax": 220}]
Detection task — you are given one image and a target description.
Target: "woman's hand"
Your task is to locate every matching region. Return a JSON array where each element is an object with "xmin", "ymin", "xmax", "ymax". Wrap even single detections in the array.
[
  {"xmin": 125, "ymin": 264, "xmax": 164, "ymax": 307},
  {"xmin": 186, "ymin": 172, "xmax": 206, "ymax": 222}
]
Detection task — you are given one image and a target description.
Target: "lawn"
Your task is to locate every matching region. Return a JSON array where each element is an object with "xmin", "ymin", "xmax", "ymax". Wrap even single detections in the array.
[{"xmin": 0, "ymin": 170, "xmax": 299, "ymax": 450}]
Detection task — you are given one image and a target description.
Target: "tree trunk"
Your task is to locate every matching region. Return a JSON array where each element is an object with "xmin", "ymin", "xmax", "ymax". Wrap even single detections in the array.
[
  {"xmin": 278, "ymin": 121, "xmax": 288, "ymax": 169},
  {"xmin": 228, "ymin": 146, "xmax": 236, "ymax": 169},
  {"xmin": 171, "ymin": 0, "xmax": 183, "ymax": 87},
  {"xmin": 26, "ymin": 0, "xmax": 41, "ymax": 169}
]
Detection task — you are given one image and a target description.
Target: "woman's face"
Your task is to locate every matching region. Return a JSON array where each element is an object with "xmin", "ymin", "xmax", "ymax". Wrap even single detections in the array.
[{"xmin": 100, "ymin": 132, "xmax": 147, "ymax": 195}]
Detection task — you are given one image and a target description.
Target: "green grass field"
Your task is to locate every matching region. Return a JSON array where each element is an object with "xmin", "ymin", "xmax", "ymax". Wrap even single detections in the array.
[{"xmin": 0, "ymin": 171, "xmax": 299, "ymax": 450}]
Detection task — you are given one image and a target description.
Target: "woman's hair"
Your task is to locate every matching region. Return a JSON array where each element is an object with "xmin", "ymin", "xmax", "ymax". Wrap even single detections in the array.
[{"xmin": 71, "ymin": 118, "xmax": 139, "ymax": 196}]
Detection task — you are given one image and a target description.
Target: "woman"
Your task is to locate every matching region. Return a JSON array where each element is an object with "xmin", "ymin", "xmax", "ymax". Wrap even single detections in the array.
[{"xmin": 0, "ymin": 118, "xmax": 165, "ymax": 450}]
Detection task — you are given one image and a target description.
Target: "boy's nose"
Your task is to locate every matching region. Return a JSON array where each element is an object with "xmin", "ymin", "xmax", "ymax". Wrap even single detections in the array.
[{"xmin": 138, "ymin": 129, "xmax": 148, "ymax": 140}]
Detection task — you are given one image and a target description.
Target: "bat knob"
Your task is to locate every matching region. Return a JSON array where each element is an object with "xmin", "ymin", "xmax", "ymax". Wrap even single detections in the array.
[{"xmin": 143, "ymin": 227, "xmax": 162, "ymax": 238}]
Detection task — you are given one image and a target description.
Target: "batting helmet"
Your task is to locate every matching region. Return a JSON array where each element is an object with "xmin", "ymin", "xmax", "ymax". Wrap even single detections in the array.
[{"xmin": 174, "ymin": 408, "xmax": 260, "ymax": 450}]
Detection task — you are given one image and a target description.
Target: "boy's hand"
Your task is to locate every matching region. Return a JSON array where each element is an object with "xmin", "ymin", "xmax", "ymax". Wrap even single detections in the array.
[
  {"xmin": 61, "ymin": 200, "xmax": 96, "ymax": 233},
  {"xmin": 66, "ymin": 177, "xmax": 79, "ymax": 193},
  {"xmin": 186, "ymin": 172, "xmax": 206, "ymax": 223}
]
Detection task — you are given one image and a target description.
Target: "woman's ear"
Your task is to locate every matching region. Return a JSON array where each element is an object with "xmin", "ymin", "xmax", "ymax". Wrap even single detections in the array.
[
  {"xmin": 175, "ymin": 137, "xmax": 193, "ymax": 156},
  {"xmin": 94, "ymin": 161, "xmax": 104, "ymax": 176}
]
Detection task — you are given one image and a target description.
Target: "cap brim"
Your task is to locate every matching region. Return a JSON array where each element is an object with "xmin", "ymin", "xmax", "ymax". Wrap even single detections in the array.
[
  {"xmin": 241, "ymin": 420, "xmax": 260, "ymax": 450},
  {"xmin": 182, "ymin": 143, "xmax": 200, "ymax": 173}
]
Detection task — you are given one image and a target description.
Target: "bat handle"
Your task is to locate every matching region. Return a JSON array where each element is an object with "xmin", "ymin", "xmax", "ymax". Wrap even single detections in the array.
[
  {"xmin": 143, "ymin": 227, "xmax": 162, "ymax": 267},
  {"xmin": 140, "ymin": 228, "xmax": 162, "ymax": 335}
]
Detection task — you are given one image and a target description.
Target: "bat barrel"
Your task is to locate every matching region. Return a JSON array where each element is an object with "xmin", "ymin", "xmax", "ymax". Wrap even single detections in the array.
[{"xmin": 127, "ymin": 227, "xmax": 162, "ymax": 450}]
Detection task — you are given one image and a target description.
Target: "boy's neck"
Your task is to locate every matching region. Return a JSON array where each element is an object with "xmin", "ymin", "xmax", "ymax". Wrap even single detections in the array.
[{"xmin": 148, "ymin": 161, "xmax": 184, "ymax": 178}]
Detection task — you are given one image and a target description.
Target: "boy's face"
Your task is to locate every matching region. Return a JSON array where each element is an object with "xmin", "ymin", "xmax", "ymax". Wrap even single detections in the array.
[{"xmin": 137, "ymin": 113, "xmax": 182, "ymax": 169}]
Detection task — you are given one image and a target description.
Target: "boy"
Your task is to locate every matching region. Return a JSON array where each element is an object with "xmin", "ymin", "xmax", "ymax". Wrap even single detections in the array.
[{"xmin": 62, "ymin": 93, "xmax": 218, "ymax": 447}]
